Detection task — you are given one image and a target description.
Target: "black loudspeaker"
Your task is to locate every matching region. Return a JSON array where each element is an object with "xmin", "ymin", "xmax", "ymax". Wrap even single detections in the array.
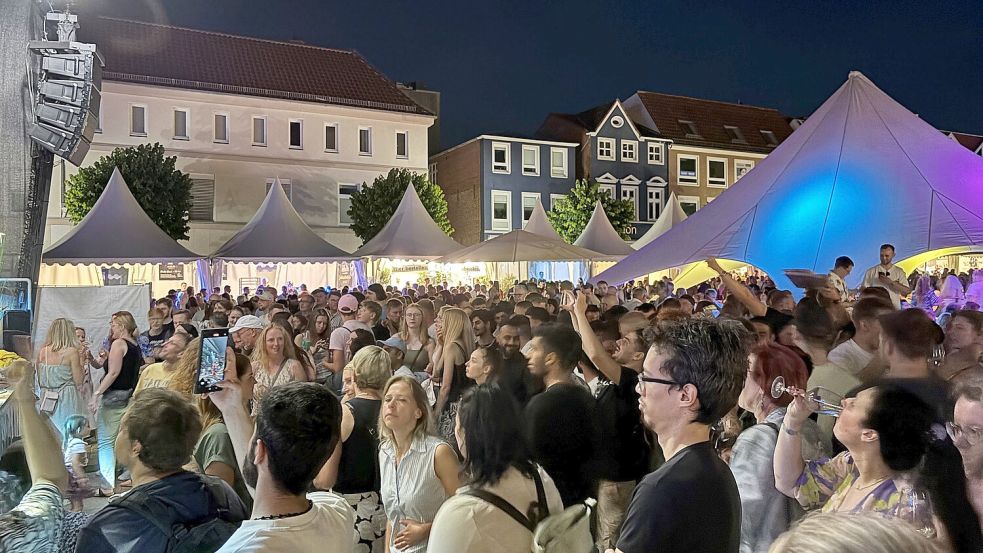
[{"xmin": 2, "ymin": 310, "xmax": 30, "ymax": 334}]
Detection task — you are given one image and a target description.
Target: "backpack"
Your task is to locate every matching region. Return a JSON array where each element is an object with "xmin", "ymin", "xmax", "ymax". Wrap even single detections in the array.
[
  {"xmin": 108, "ymin": 474, "xmax": 242, "ymax": 553},
  {"xmin": 464, "ymin": 470, "xmax": 595, "ymax": 553}
]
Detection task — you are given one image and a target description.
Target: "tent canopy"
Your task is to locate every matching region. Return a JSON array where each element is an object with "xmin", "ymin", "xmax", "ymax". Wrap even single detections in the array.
[
  {"xmin": 43, "ymin": 167, "xmax": 202, "ymax": 264},
  {"xmin": 211, "ymin": 177, "xmax": 352, "ymax": 262},
  {"xmin": 438, "ymin": 229, "xmax": 606, "ymax": 263},
  {"xmin": 632, "ymin": 193, "xmax": 688, "ymax": 250},
  {"xmin": 574, "ymin": 200, "xmax": 635, "ymax": 257},
  {"xmin": 353, "ymin": 182, "xmax": 462, "ymax": 259},
  {"xmin": 597, "ymin": 71, "xmax": 983, "ymax": 289},
  {"xmin": 523, "ymin": 199, "xmax": 564, "ymax": 241}
]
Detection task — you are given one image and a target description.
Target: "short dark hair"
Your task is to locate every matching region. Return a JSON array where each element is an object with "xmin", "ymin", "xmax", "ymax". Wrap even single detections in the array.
[
  {"xmin": 590, "ymin": 319, "xmax": 620, "ymax": 343},
  {"xmin": 953, "ymin": 310, "xmax": 983, "ymax": 333},
  {"xmin": 851, "ymin": 296, "xmax": 895, "ymax": 323},
  {"xmin": 880, "ymin": 243, "xmax": 896, "ymax": 252},
  {"xmin": 644, "ymin": 319, "xmax": 750, "ymax": 424},
  {"xmin": 525, "ymin": 292, "xmax": 544, "ymax": 304},
  {"xmin": 532, "ymin": 323, "xmax": 582, "ymax": 370},
  {"xmin": 123, "ymin": 389, "xmax": 202, "ymax": 473},
  {"xmin": 155, "ymin": 297, "xmax": 173, "ymax": 308},
  {"xmin": 793, "ymin": 298, "xmax": 838, "ymax": 348},
  {"xmin": 860, "ymin": 286, "xmax": 893, "ymax": 304},
  {"xmin": 526, "ymin": 306, "xmax": 550, "ymax": 323},
  {"xmin": 585, "ymin": 304, "xmax": 601, "ymax": 314},
  {"xmin": 505, "ymin": 315, "xmax": 530, "ymax": 331},
  {"xmin": 834, "ymin": 256, "xmax": 855, "ymax": 269},
  {"xmin": 471, "ymin": 309, "xmax": 497, "ymax": 334},
  {"xmin": 256, "ymin": 382, "xmax": 342, "ymax": 495},
  {"xmin": 457, "ymin": 384, "xmax": 535, "ymax": 487},
  {"xmin": 879, "ymin": 309, "xmax": 944, "ymax": 360}
]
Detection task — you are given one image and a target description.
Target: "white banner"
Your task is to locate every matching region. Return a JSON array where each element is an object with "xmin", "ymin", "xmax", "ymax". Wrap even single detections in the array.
[{"xmin": 34, "ymin": 285, "xmax": 152, "ymax": 358}]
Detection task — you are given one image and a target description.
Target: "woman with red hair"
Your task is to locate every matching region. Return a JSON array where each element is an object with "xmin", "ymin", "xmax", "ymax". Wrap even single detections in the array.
[{"xmin": 729, "ymin": 343, "xmax": 830, "ymax": 553}]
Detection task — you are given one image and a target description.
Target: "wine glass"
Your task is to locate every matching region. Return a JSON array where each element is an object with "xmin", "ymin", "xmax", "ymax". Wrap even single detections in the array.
[
  {"xmin": 929, "ymin": 343, "xmax": 945, "ymax": 369},
  {"xmin": 771, "ymin": 376, "xmax": 844, "ymax": 417}
]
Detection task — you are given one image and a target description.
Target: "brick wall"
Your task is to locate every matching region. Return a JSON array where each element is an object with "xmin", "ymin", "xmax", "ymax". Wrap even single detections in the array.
[{"xmin": 431, "ymin": 140, "xmax": 482, "ymax": 245}]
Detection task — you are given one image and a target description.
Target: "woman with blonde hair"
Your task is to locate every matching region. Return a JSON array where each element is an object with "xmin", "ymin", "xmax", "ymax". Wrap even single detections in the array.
[
  {"xmin": 314, "ymin": 345, "xmax": 391, "ymax": 551},
  {"xmin": 250, "ymin": 324, "xmax": 306, "ymax": 416},
  {"xmin": 769, "ymin": 512, "xmax": 946, "ymax": 553},
  {"xmin": 400, "ymin": 304, "xmax": 434, "ymax": 374},
  {"xmin": 433, "ymin": 307, "xmax": 475, "ymax": 444},
  {"xmin": 911, "ymin": 274, "xmax": 940, "ymax": 315},
  {"xmin": 89, "ymin": 311, "xmax": 141, "ymax": 495},
  {"xmin": 939, "ymin": 273, "xmax": 966, "ymax": 312},
  {"xmin": 378, "ymin": 376, "xmax": 459, "ymax": 552},
  {"xmin": 37, "ymin": 318, "xmax": 86, "ymax": 435}
]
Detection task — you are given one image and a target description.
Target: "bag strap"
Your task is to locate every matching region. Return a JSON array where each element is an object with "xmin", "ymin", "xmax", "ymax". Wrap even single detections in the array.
[
  {"xmin": 463, "ymin": 488, "xmax": 536, "ymax": 532},
  {"xmin": 530, "ymin": 469, "xmax": 549, "ymax": 523},
  {"xmin": 271, "ymin": 358, "xmax": 289, "ymax": 385}
]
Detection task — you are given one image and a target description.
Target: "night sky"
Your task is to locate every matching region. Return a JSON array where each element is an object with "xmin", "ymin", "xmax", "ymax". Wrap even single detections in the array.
[{"xmin": 80, "ymin": 0, "xmax": 983, "ymax": 151}]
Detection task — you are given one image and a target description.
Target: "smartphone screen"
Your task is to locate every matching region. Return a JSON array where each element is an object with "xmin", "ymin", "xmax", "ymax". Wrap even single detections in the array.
[{"xmin": 195, "ymin": 329, "xmax": 229, "ymax": 394}]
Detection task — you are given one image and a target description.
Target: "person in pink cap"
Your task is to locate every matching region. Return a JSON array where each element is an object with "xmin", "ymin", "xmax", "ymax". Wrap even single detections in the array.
[{"xmin": 325, "ymin": 295, "xmax": 372, "ymax": 396}]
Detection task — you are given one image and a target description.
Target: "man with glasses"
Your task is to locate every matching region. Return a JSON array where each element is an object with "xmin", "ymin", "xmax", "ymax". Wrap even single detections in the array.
[
  {"xmin": 950, "ymin": 385, "xmax": 983, "ymax": 521},
  {"xmin": 615, "ymin": 319, "xmax": 749, "ymax": 553}
]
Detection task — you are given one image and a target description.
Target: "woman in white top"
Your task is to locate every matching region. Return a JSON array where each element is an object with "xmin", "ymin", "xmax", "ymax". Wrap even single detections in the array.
[
  {"xmin": 378, "ymin": 376, "xmax": 459, "ymax": 553},
  {"xmin": 966, "ymin": 269, "xmax": 983, "ymax": 306},
  {"xmin": 429, "ymin": 385, "xmax": 564, "ymax": 553},
  {"xmin": 938, "ymin": 274, "xmax": 965, "ymax": 312}
]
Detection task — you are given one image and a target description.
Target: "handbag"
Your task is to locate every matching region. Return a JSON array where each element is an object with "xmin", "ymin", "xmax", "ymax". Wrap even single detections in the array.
[
  {"xmin": 39, "ymin": 389, "xmax": 60, "ymax": 416},
  {"xmin": 102, "ymin": 388, "xmax": 133, "ymax": 408}
]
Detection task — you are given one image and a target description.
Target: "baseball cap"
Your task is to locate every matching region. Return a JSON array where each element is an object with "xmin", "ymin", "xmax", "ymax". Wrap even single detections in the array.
[
  {"xmin": 377, "ymin": 336, "xmax": 407, "ymax": 353},
  {"xmin": 338, "ymin": 294, "xmax": 359, "ymax": 314},
  {"xmin": 230, "ymin": 315, "xmax": 264, "ymax": 333},
  {"xmin": 258, "ymin": 290, "xmax": 275, "ymax": 302}
]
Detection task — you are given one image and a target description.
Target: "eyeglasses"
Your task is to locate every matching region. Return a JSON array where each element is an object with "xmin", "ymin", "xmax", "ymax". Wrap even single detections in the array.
[
  {"xmin": 638, "ymin": 375, "xmax": 679, "ymax": 387},
  {"xmin": 946, "ymin": 422, "xmax": 983, "ymax": 446}
]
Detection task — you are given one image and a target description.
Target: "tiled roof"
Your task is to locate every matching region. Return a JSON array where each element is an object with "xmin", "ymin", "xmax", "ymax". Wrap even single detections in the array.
[
  {"xmin": 632, "ymin": 91, "xmax": 793, "ymax": 153},
  {"xmin": 945, "ymin": 131, "xmax": 983, "ymax": 152},
  {"xmin": 78, "ymin": 16, "xmax": 431, "ymax": 115},
  {"xmin": 537, "ymin": 101, "xmax": 662, "ymax": 140}
]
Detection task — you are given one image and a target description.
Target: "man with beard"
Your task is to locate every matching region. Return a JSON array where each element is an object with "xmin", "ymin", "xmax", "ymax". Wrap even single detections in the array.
[
  {"xmin": 230, "ymin": 315, "xmax": 264, "ymax": 356},
  {"xmin": 209, "ymin": 381, "xmax": 356, "ymax": 552},
  {"xmin": 77, "ymin": 389, "xmax": 248, "ymax": 553},
  {"xmin": 951, "ymin": 385, "xmax": 983, "ymax": 522},
  {"xmin": 495, "ymin": 319, "xmax": 538, "ymax": 405}
]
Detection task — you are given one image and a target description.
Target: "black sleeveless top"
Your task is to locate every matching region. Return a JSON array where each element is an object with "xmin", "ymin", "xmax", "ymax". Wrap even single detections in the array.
[
  {"xmin": 334, "ymin": 397, "xmax": 381, "ymax": 494},
  {"xmin": 107, "ymin": 339, "xmax": 141, "ymax": 391},
  {"xmin": 445, "ymin": 344, "xmax": 474, "ymax": 404}
]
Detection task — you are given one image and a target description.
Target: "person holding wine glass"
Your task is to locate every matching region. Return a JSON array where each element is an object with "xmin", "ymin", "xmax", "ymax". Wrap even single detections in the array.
[{"xmin": 774, "ymin": 381, "xmax": 983, "ymax": 552}]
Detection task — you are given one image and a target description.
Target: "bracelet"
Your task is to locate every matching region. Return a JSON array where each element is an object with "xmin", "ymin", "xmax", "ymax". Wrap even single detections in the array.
[{"xmin": 784, "ymin": 427, "xmax": 799, "ymax": 436}]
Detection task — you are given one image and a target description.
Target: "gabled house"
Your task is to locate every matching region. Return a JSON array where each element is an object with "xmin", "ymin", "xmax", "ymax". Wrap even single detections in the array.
[{"xmin": 945, "ymin": 131, "xmax": 983, "ymax": 156}]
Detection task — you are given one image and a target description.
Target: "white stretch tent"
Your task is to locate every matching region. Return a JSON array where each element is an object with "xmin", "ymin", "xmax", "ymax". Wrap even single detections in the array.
[
  {"xmin": 42, "ymin": 168, "xmax": 202, "ymax": 264},
  {"xmin": 354, "ymin": 183, "xmax": 462, "ymax": 259},
  {"xmin": 439, "ymin": 229, "xmax": 605, "ymax": 263},
  {"xmin": 574, "ymin": 200, "xmax": 635, "ymax": 257},
  {"xmin": 523, "ymin": 199, "xmax": 564, "ymax": 241},
  {"xmin": 597, "ymin": 71, "xmax": 983, "ymax": 289},
  {"xmin": 523, "ymin": 199, "xmax": 587, "ymax": 282},
  {"xmin": 632, "ymin": 193, "xmax": 688, "ymax": 250}
]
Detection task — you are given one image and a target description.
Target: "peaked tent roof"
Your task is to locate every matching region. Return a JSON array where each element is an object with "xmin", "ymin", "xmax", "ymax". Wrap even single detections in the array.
[
  {"xmin": 438, "ymin": 229, "xmax": 606, "ymax": 263},
  {"xmin": 574, "ymin": 201, "xmax": 635, "ymax": 257},
  {"xmin": 597, "ymin": 72, "xmax": 983, "ymax": 289},
  {"xmin": 632, "ymin": 193, "xmax": 688, "ymax": 250},
  {"xmin": 43, "ymin": 168, "xmax": 202, "ymax": 264},
  {"xmin": 211, "ymin": 178, "xmax": 352, "ymax": 262},
  {"xmin": 523, "ymin": 199, "xmax": 564, "ymax": 241},
  {"xmin": 353, "ymin": 183, "xmax": 462, "ymax": 259}
]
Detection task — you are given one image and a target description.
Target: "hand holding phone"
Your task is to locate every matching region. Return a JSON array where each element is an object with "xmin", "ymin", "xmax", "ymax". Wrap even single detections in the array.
[{"xmin": 195, "ymin": 328, "xmax": 230, "ymax": 394}]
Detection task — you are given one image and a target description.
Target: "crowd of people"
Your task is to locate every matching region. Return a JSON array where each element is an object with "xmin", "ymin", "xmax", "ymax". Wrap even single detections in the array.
[{"xmin": 3, "ymin": 242, "xmax": 983, "ymax": 552}]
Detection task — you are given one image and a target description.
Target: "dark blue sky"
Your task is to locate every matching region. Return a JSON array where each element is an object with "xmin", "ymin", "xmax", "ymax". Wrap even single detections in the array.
[{"xmin": 89, "ymin": 0, "xmax": 983, "ymax": 150}]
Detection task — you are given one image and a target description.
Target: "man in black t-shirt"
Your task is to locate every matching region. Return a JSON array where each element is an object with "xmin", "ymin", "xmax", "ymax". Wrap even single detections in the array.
[{"xmin": 616, "ymin": 318, "xmax": 749, "ymax": 553}]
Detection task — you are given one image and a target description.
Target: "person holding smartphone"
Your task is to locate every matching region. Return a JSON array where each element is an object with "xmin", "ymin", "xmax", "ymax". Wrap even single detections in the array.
[{"xmin": 860, "ymin": 244, "xmax": 911, "ymax": 308}]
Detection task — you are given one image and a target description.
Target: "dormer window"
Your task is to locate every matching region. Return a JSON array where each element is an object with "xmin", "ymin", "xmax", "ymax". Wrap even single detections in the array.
[
  {"xmin": 610, "ymin": 115, "xmax": 625, "ymax": 128},
  {"xmin": 679, "ymin": 120, "xmax": 701, "ymax": 139},
  {"xmin": 760, "ymin": 130, "xmax": 779, "ymax": 146},
  {"xmin": 724, "ymin": 125, "xmax": 747, "ymax": 144}
]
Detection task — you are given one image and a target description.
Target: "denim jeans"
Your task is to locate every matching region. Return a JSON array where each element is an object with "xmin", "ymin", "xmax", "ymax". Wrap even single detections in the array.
[{"xmin": 96, "ymin": 403, "xmax": 126, "ymax": 487}]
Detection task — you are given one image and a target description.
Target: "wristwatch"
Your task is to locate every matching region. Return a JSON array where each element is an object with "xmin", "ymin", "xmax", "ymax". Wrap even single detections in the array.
[{"xmin": 784, "ymin": 427, "xmax": 799, "ymax": 436}]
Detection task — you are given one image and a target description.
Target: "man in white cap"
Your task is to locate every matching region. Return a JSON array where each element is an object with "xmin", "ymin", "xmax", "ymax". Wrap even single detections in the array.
[
  {"xmin": 325, "ymin": 294, "xmax": 368, "ymax": 395},
  {"xmin": 230, "ymin": 315, "xmax": 264, "ymax": 356},
  {"xmin": 254, "ymin": 290, "xmax": 276, "ymax": 321}
]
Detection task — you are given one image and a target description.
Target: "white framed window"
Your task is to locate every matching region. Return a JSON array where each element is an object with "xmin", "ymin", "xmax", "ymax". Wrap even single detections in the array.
[
  {"xmin": 252, "ymin": 116, "xmax": 267, "ymax": 146},
  {"xmin": 289, "ymin": 119, "xmax": 303, "ymax": 149},
  {"xmin": 338, "ymin": 183, "xmax": 360, "ymax": 225},
  {"xmin": 265, "ymin": 178, "xmax": 292, "ymax": 199},
  {"xmin": 358, "ymin": 127, "xmax": 372, "ymax": 155},
  {"xmin": 550, "ymin": 147, "xmax": 568, "ymax": 178},
  {"xmin": 760, "ymin": 130, "xmax": 779, "ymax": 146},
  {"xmin": 677, "ymin": 155, "xmax": 699, "ymax": 185},
  {"xmin": 173, "ymin": 108, "xmax": 189, "ymax": 140},
  {"xmin": 610, "ymin": 115, "xmax": 625, "ymax": 128},
  {"xmin": 550, "ymin": 193, "xmax": 565, "ymax": 210},
  {"xmin": 521, "ymin": 145, "xmax": 539, "ymax": 176},
  {"xmin": 395, "ymin": 131, "xmax": 408, "ymax": 158},
  {"xmin": 707, "ymin": 158, "xmax": 728, "ymax": 187},
  {"xmin": 621, "ymin": 185, "xmax": 638, "ymax": 220},
  {"xmin": 521, "ymin": 192, "xmax": 539, "ymax": 226},
  {"xmin": 492, "ymin": 142, "xmax": 510, "ymax": 174},
  {"xmin": 620, "ymin": 140, "xmax": 638, "ymax": 162},
  {"xmin": 735, "ymin": 159, "xmax": 754, "ymax": 181},
  {"xmin": 598, "ymin": 183, "xmax": 616, "ymax": 199},
  {"xmin": 129, "ymin": 104, "xmax": 147, "ymax": 136},
  {"xmin": 324, "ymin": 123, "xmax": 338, "ymax": 152},
  {"xmin": 188, "ymin": 174, "xmax": 215, "ymax": 222},
  {"xmin": 429, "ymin": 162, "xmax": 438, "ymax": 184},
  {"xmin": 724, "ymin": 125, "xmax": 747, "ymax": 144},
  {"xmin": 597, "ymin": 138, "xmax": 615, "ymax": 161},
  {"xmin": 213, "ymin": 113, "xmax": 229, "ymax": 144},
  {"xmin": 647, "ymin": 142, "xmax": 665, "ymax": 165},
  {"xmin": 647, "ymin": 188, "xmax": 663, "ymax": 221},
  {"xmin": 491, "ymin": 190, "xmax": 512, "ymax": 231},
  {"xmin": 678, "ymin": 195, "xmax": 700, "ymax": 216}
]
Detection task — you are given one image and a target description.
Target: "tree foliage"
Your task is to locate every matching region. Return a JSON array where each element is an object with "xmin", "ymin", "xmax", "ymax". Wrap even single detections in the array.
[
  {"xmin": 64, "ymin": 143, "xmax": 193, "ymax": 240},
  {"xmin": 348, "ymin": 168, "xmax": 453, "ymax": 244},
  {"xmin": 547, "ymin": 179, "xmax": 635, "ymax": 242}
]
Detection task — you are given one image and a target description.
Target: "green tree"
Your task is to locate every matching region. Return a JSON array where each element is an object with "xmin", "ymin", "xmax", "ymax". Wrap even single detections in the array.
[
  {"xmin": 348, "ymin": 168, "xmax": 453, "ymax": 244},
  {"xmin": 547, "ymin": 179, "xmax": 635, "ymax": 242},
  {"xmin": 64, "ymin": 143, "xmax": 193, "ymax": 240}
]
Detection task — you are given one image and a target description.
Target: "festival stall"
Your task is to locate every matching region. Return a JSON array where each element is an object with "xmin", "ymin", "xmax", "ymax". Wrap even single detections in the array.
[
  {"xmin": 524, "ymin": 200, "xmax": 587, "ymax": 282},
  {"xmin": 353, "ymin": 183, "xmax": 465, "ymax": 286},
  {"xmin": 209, "ymin": 177, "xmax": 355, "ymax": 291},
  {"xmin": 574, "ymin": 200, "xmax": 634, "ymax": 279},
  {"xmin": 39, "ymin": 168, "xmax": 203, "ymax": 297},
  {"xmin": 596, "ymin": 71, "xmax": 983, "ymax": 290}
]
